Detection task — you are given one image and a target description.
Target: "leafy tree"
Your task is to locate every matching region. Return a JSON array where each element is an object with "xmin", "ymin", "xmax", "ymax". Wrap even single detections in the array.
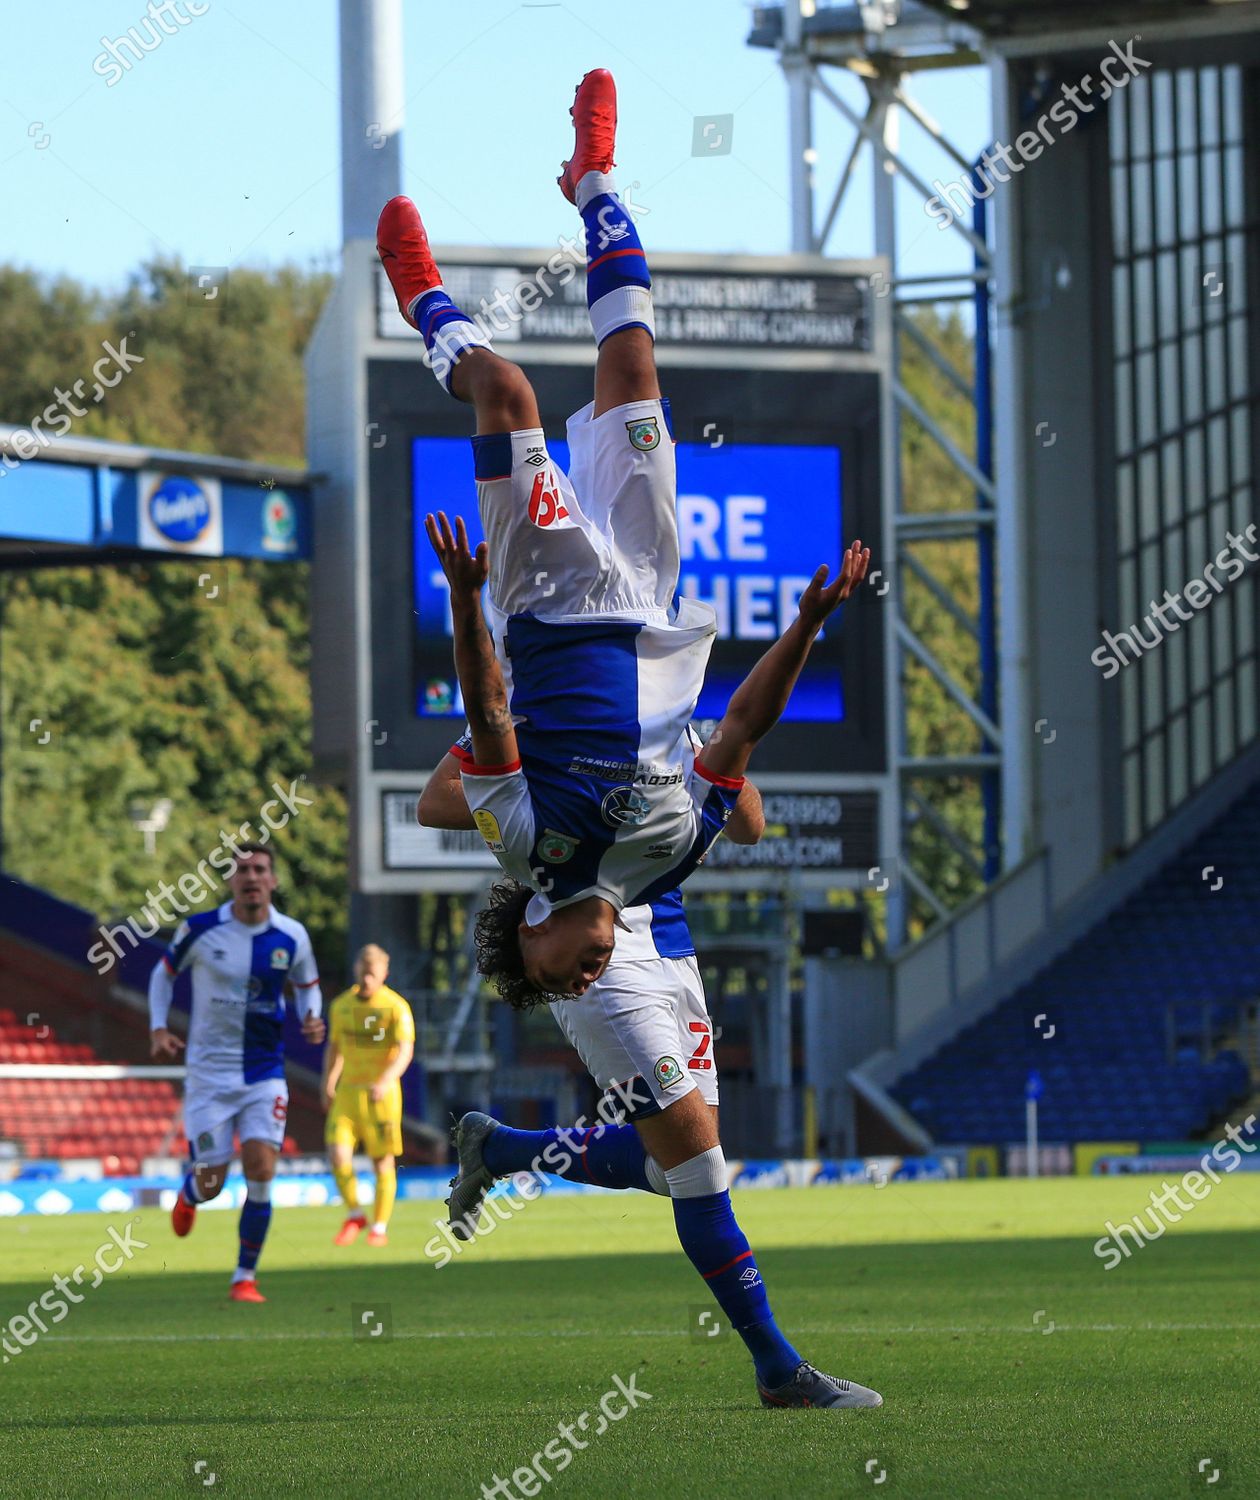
[
  {"xmin": 0, "ymin": 259, "xmax": 346, "ymax": 978},
  {"xmin": 896, "ymin": 303, "xmax": 989, "ymax": 931}
]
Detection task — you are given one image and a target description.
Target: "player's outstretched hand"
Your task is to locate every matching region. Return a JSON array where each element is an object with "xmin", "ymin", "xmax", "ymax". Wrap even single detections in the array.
[
  {"xmin": 796, "ymin": 540, "xmax": 871, "ymax": 630},
  {"xmin": 150, "ymin": 1027, "xmax": 185, "ymax": 1060},
  {"xmin": 426, "ymin": 511, "xmax": 489, "ymax": 602},
  {"xmin": 302, "ymin": 1013, "xmax": 327, "ymax": 1046}
]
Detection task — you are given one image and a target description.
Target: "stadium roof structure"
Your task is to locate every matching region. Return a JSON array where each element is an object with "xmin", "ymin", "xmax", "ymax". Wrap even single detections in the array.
[
  {"xmin": 749, "ymin": 0, "xmax": 1260, "ymax": 63},
  {"xmin": 0, "ymin": 425, "xmax": 313, "ymax": 567},
  {"xmin": 912, "ymin": 0, "xmax": 1260, "ymax": 43},
  {"xmin": 746, "ymin": 0, "xmax": 1260, "ymax": 950},
  {"xmin": 748, "ymin": 1, "xmax": 981, "ymax": 68}
]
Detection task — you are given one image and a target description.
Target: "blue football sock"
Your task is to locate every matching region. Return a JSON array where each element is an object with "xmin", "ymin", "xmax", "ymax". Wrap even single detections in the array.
[
  {"xmin": 236, "ymin": 1181, "xmax": 272, "ymax": 1275},
  {"xmin": 482, "ymin": 1121, "xmax": 653, "ymax": 1192},
  {"xmin": 673, "ymin": 1190, "xmax": 803, "ymax": 1388},
  {"xmin": 411, "ymin": 287, "xmax": 490, "ymax": 392},
  {"xmin": 579, "ymin": 187, "xmax": 654, "ymax": 346},
  {"xmin": 180, "ymin": 1170, "xmax": 205, "ymax": 1205}
]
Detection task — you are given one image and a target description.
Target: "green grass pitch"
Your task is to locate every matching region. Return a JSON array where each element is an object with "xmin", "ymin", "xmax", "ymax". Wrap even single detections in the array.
[{"xmin": 1, "ymin": 1175, "xmax": 1257, "ymax": 1498}]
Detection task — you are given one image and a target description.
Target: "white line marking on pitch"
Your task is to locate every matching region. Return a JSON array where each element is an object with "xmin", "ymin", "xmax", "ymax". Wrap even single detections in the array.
[{"xmin": 31, "ymin": 1321, "xmax": 1260, "ymax": 1347}]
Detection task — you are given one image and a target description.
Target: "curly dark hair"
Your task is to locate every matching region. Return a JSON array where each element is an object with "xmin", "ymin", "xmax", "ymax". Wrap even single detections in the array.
[{"xmin": 473, "ymin": 879, "xmax": 554, "ymax": 1011}]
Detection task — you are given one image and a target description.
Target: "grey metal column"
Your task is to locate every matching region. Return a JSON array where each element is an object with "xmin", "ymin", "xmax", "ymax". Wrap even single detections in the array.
[
  {"xmin": 870, "ymin": 79, "xmax": 909, "ymax": 951},
  {"xmin": 783, "ymin": 0, "xmax": 815, "ymax": 252},
  {"xmin": 760, "ymin": 944, "xmax": 796, "ymax": 1155},
  {"xmin": 337, "ymin": 0, "xmax": 413, "ymax": 979},
  {"xmin": 339, "ymin": 0, "xmax": 404, "ymax": 245},
  {"xmin": 989, "ymin": 57, "xmax": 1032, "ymax": 870}
]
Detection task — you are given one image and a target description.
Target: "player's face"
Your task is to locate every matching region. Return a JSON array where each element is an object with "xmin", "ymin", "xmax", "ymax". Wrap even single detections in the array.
[
  {"xmin": 356, "ymin": 962, "xmax": 388, "ymax": 998},
  {"xmin": 229, "ymin": 853, "xmax": 276, "ymax": 912},
  {"xmin": 519, "ymin": 913, "xmax": 614, "ymax": 998}
]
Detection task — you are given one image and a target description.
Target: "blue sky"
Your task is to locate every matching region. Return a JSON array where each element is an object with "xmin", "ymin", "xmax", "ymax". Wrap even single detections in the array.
[{"xmin": 1, "ymin": 0, "xmax": 991, "ymax": 291}]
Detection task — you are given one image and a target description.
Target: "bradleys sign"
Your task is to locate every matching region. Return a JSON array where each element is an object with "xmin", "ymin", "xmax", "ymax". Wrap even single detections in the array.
[{"xmin": 137, "ymin": 471, "xmax": 223, "ymax": 556}]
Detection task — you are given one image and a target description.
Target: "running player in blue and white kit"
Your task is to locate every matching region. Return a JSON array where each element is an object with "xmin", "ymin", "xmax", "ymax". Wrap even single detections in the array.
[
  {"xmin": 148, "ymin": 843, "xmax": 324, "ymax": 1303},
  {"xmin": 400, "ymin": 69, "xmax": 881, "ymax": 1412}
]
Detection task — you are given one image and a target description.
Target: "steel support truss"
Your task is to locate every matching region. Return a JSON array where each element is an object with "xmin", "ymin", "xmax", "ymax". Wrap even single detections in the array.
[{"xmin": 752, "ymin": 0, "xmax": 1020, "ymax": 945}]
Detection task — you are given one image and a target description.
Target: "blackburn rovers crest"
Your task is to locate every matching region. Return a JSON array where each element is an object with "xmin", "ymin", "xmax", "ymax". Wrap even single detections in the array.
[
  {"xmin": 654, "ymin": 1055, "xmax": 684, "ymax": 1090},
  {"xmin": 625, "ymin": 417, "xmax": 661, "ymax": 452}
]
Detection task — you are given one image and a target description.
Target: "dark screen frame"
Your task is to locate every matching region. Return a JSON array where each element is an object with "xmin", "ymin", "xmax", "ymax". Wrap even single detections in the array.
[{"xmin": 366, "ymin": 357, "xmax": 887, "ymax": 775}]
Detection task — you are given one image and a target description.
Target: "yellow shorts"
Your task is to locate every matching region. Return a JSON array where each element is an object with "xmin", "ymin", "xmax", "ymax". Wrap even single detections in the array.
[{"xmin": 325, "ymin": 1083, "xmax": 403, "ymax": 1159}]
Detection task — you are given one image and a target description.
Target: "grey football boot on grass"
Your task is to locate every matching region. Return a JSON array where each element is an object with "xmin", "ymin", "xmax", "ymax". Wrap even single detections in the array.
[
  {"xmin": 445, "ymin": 1111, "xmax": 501, "ymax": 1241},
  {"xmin": 757, "ymin": 1361, "xmax": 883, "ymax": 1409}
]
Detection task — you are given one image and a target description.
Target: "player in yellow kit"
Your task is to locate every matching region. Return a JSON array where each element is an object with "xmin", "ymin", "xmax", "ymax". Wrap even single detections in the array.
[{"xmin": 322, "ymin": 945, "xmax": 415, "ymax": 1246}]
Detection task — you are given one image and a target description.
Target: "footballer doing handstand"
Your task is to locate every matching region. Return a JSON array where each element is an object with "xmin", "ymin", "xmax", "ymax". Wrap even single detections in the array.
[{"xmin": 381, "ymin": 69, "xmax": 879, "ymax": 1411}]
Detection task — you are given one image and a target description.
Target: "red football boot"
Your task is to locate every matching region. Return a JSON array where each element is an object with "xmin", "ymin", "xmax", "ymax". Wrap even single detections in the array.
[
  {"xmin": 558, "ymin": 68, "xmax": 618, "ymax": 204},
  {"xmin": 333, "ymin": 1214, "xmax": 367, "ymax": 1247},
  {"xmin": 171, "ymin": 1193, "xmax": 196, "ymax": 1237},
  {"xmin": 376, "ymin": 195, "xmax": 442, "ymax": 330},
  {"xmin": 229, "ymin": 1279, "xmax": 266, "ymax": 1304}
]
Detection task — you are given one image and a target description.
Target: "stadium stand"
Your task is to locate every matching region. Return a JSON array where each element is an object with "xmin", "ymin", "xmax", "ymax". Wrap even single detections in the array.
[
  {"xmin": 0, "ymin": 879, "xmax": 318, "ymax": 1163},
  {"xmin": 892, "ymin": 786, "xmax": 1260, "ymax": 1144},
  {"xmin": 0, "ymin": 1009, "xmax": 182, "ymax": 1174}
]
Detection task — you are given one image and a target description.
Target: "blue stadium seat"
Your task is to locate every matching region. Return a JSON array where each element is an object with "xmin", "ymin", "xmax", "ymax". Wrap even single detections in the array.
[{"xmin": 891, "ymin": 785, "xmax": 1260, "ymax": 1142}]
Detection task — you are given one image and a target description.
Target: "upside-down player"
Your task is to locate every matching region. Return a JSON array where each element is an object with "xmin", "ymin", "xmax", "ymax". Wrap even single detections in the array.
[
  {"xmin": 148, "ymin": 843, "xmax": 325, "ymax": 1303},
  {"xmin": 322, "ymin": 944, "xmax": 415, "ymax": 1247},
  {"xmin": 392, "ymin": 68, "xmax": 881, "ymax": 1411},
  {"xmin": 379, "ymin": 88, "xmax": 867, "ymax": 1002}
]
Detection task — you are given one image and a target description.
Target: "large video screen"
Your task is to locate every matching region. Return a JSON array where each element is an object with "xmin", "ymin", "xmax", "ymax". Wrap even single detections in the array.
[
  {"xmin": 365, "ymin": 358, "xmax": 885, "ymax": 777},
  {"xmin": 411, "ymin": 436, "xmax": 846, "ymax": 723}
]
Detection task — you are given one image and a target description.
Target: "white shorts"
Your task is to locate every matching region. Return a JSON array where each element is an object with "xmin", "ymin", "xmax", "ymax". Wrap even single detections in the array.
[
  {"xmin": 473, "ymin": 397, "xmax": 678, "ymax": 622},
  {"xmin": 184, "ymin": 1079, "xmax": 289, "ymax": 1167},
  {"xmin": 550, "ymin": 954, "xmax": 719, "ymax": 1117}
]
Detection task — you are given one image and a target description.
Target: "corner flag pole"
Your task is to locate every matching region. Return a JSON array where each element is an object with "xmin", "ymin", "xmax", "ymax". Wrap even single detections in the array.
[{"xmin": 1025, "ymin": 1069, "xmax": 1042, "ymax": 1178}]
